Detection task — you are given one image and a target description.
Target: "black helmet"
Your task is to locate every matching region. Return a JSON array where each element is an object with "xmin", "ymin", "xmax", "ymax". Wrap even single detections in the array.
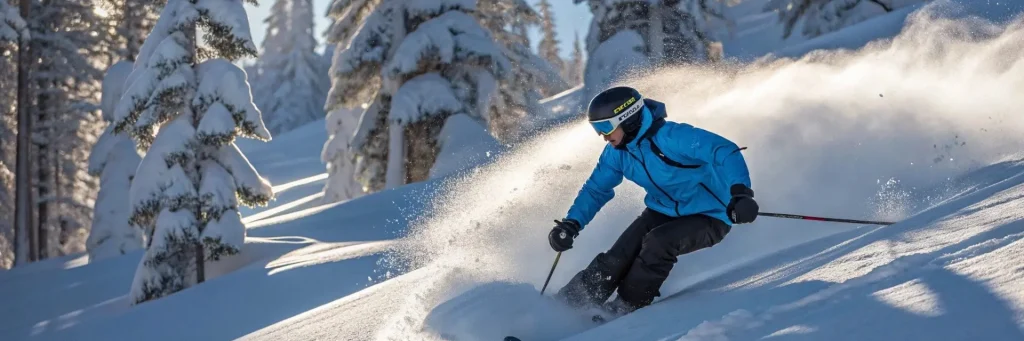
[{"xmin": 587, "ymin": 86, "xmax": 644, "ymax": 136}]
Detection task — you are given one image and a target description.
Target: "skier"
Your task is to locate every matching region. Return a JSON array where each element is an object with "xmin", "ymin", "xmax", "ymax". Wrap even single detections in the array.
[{"xmin": 548, "ymin": 86, "xmax": 760, "ymax": 316}]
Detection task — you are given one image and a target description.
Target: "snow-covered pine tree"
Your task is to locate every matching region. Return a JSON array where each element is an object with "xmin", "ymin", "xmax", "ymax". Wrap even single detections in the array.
[
  {"xmin": 575, "ymin": 0, "xmax": 711, "ymax": 95},
  {"xmin": 318, "ymin": 0, "xmax": 380, "ymax": 203},
  {"xmin": 767, "ymin": 0, "xmax": 913, "ymax": 39},
  {"xmin": 0, "ymin": 0, "xmax": 26, "ymax": 42},
  {"xmin": 535, "ymin": 0, "xmax": 564, "ymax": 76},
  {"xmin": 26, "ymin": 0, "xmax": 107, "ymax": 258},
  {"xmin": 476, "ymin": 0, "xmax": 566, "ymax": 140},
  {"xmin": 86, "ymin": 61, "xmax": 144, "ymax": 261},
  {"xmin": 0, "ymin": 0, "xmax": 27, "ymax": 269},
  {"xmin": 325, "ymin": 1, "xmax": 510, "ymax": 192},
  {"xmin": 114, "ymin": 0, "xmax": 273, "ymax": 303},
  {"xmin": 250, "ymin": 0, "xmax": 329, "ymax": 136},
  {"xmin": 320, "ymin": 105, "xmax": 365, "ymax": 203},
  {"xmin": 249, "ymin": 0, "xmax": 288, "ymax": 89}
]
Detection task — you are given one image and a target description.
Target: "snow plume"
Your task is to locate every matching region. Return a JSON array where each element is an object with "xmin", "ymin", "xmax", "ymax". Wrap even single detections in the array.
[
  {"xmin": 375, "ymin": 3, "xmax": 1024, "ymax": 339},
  {"xmin": 770, "ymin": 0, "xmax": 926, "ymax": 39},
  {"xmin": 115, "ymin": 0, "xmax": 272, "ymax": 304},
  {"xmin": 87, "ymin": 61, "xmax": 145, "ymax": 262}
]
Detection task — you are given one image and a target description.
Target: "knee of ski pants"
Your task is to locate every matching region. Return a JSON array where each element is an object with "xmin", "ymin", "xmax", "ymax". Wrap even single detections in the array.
[
  {"xmin": 638, "ymin": 216, "xmax": 729, "ymax": 259},
  {"xmin": 639, "ymin": 227, "xmax": 681, "ymax": 260}
]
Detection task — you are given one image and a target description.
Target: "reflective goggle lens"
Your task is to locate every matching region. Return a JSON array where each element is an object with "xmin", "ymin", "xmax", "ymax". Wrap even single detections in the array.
[{"xmin": 590, "ymin": 119, "xmax": 617, "ymax": 135}]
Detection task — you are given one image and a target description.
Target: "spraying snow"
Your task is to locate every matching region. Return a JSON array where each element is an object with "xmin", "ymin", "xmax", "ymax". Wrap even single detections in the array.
[{"xmin": 372, "ymin": 3, "xmax": 1024, "ymax": 339}]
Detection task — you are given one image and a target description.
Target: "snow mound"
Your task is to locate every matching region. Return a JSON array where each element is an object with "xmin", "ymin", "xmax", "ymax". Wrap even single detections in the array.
[
  {"xmin": 424, "ymin": 282, "xmax": 593, "ymax": 340},
  {"xmin": 429, "ymin": 114, "xmax": 501, "ymax": 179}
]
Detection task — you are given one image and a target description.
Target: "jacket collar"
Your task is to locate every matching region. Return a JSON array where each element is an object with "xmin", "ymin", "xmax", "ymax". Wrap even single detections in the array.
[{"xmin": 627, "ymin": 99, "xmax": 668, "ymax": 148}]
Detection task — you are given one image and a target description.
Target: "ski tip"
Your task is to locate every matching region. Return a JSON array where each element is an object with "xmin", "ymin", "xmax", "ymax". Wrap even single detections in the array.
[{"xmin": 504, "ymin": 337, "xmax": 523, "ymax": 341}]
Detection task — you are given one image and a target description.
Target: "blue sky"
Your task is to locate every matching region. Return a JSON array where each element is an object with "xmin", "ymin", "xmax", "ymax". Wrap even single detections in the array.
[{"xmin": 243, "ymin": 1, "xmax": 593, "ymax": 59}]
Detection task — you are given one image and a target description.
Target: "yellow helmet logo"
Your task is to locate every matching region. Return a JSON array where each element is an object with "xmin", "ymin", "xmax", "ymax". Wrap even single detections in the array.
[{"xmin": 613, "ymin": 97, "xmax": 637, "ymax": 114}]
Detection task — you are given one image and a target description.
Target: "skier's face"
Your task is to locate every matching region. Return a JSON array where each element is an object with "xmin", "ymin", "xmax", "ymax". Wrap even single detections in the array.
[{"xmin": 603, "ymin": 127, "xmax": 625, "ymax": 147}]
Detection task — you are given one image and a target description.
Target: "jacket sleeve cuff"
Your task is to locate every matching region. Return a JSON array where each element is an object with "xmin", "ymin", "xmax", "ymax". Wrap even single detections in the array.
[
  {"xmin": 730, "ymin": 184, "xmax": 754, "ymax": 197},
  {"xmin": 562, "ymin": 218, "xmax": 581, "ymax": 231}
]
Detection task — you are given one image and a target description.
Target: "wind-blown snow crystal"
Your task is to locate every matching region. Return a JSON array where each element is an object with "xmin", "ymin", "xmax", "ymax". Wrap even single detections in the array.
[
  {"xmin": 374, "ymin": 3, "xmax": 1024, "ymax": 339},
  {"xmin": 583, "ymin": 30, "xmax": 650, "ymax": 95},
  {"xmin": 772, "ymin": 0, "xmax": 926, "ymax": 39}
]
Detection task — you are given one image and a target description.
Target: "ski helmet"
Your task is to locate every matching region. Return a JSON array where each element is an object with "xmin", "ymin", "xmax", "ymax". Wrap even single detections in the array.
[{"xmin": 587, "ymin": 86, "xmax": 644, "ymax": 136}]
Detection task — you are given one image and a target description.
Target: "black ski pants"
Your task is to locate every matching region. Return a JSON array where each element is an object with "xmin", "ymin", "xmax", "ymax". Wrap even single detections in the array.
[{"xmin": 556, "ymin": 208, "xmax": 730, "ymax": 309}]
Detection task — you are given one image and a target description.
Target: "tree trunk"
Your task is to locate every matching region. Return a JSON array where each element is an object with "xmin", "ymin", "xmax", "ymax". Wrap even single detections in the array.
[
  {"xmin": 122, "ymin": 0, "xmax": 140, "ymax": 60},
  {"xmin": 13, "ymin": 0, "xmax": 35, "ymax": 266},
  {"xmin": 384, "ymin": 120, "xmax": 405, "ymax": 189},
  {"xmin": 184, "ymin": 20, "xmax": 204, "ymax": 284},
  {"xmin": 53, "ymin": 146, "xmax": 62, "ymax": 255},
  {"xmin": 381, "ymin": 3, "xmax": 407, "ymax": 190},
  {"xmin": 36, "ymin": 79, "xmax": 51, "ymax": 260},
  {"xmin": 404, "ymin": 115, "xmax": 445, "ymax": 184}
]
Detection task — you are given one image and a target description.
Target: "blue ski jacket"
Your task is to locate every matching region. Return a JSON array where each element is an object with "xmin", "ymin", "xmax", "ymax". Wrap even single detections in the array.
[{"xmin": 566, "ymin": 99, "xmax": 752, "ymax": 229}]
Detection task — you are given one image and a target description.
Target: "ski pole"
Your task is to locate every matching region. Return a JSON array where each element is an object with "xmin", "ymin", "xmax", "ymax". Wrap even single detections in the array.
[
  {"xmin": 540, "ymin": 251, "xmax": 562, "ymax": 295},
  {"xmin": 758, "ymin": 212, "xmax": 894, "ymax": 225},
  {"xmin": 698, "ymin": 184, "xmax": 894, "ymax": 226}
]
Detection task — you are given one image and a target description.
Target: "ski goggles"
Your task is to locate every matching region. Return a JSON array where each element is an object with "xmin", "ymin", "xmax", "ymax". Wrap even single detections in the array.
[{"xmin": 589, "ymin": 96, "xmax": 644, "ymax": 135}]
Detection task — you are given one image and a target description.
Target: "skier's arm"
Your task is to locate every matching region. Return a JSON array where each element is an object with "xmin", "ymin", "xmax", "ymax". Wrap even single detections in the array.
[{"xmin": 565, "ymin": 147, "xmax": 623, "ymax": 230}]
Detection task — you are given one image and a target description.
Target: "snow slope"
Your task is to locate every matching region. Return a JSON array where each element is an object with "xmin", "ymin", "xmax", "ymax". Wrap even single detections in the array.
[
  {"xmin": 237, "ymin": 3, "xmax": 1024, "ymax": 340},
  {"xmin": 564, "ymin": 156, "xmax": 1024, "ymax": 341},
  {"xmin": 0, "ymin": 115, "xmax": 439, "ymax": 340},
  {"xmin": 237, "ymin": 118, "xmax": 329, "ymax": 221},
  {"xmin": 8, "ymin": 1, "xmax": 1024, "ymax": 341},
  {"xmin": 0, "ymin": 178, "xmax": 443, "ymax": 341}
]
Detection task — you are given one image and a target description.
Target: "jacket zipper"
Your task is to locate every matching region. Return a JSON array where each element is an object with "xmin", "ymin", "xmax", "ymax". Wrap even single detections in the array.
[{"xmin": 627, "ymin": 141, "xmax": 682, "ymax": 217}]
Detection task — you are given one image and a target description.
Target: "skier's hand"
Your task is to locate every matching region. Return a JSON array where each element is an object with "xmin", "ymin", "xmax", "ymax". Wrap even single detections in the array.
[
  {"xmin": 548, "ymin": 219, "xmax": 580, "ymax": 252},
  {"xmin": 727, "ymin": 184, "xmax": 758, "ymax": 224}
]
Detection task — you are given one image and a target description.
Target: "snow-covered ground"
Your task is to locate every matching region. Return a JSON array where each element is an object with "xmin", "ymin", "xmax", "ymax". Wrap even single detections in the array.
[
  {"xmin": 6, "ymin": 1, "xmax": 1024, "ymax": 340},
  {"xmin": 236, "ymin": 118, "xmax": 329, "ymax": 221}
]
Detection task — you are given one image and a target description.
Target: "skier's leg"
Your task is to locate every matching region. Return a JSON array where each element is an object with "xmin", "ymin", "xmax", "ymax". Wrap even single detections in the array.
[
  {"xmin": 555, "ymin": 208, "xmax": 672, "ymax": 308},
  {"xmin": 614, "ymin": 214, "xmax": 730, "ymax": 311}
]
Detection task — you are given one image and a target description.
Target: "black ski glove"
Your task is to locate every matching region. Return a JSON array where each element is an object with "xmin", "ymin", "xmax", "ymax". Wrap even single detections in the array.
[
  {"xmin": 548, "ymin": 219, "xmax": 581, "ymax": 252},
  {"xmin": 727, "ymin": 184, "xmax": 758, "ymax": 224}
]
